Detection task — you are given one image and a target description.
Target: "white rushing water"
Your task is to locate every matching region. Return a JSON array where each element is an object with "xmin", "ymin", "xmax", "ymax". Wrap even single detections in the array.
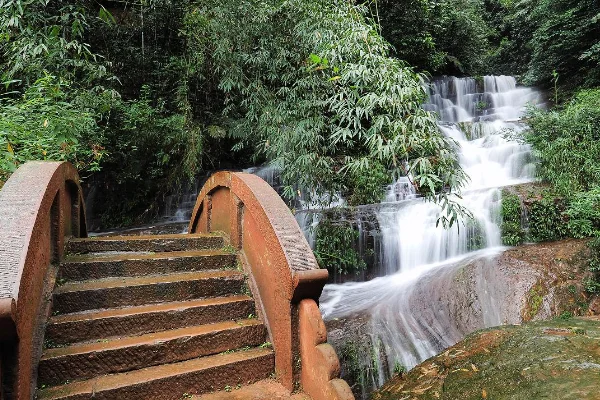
[{"xmin": 319, "ymin": 75, "xmax": 543, "ymax": 395}]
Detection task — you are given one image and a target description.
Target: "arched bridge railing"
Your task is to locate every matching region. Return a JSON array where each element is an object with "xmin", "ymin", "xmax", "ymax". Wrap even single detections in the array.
[
  {"xmin": 0, "ymin": 161, "xmax": 86, "ymax": 400},
  {"xmin": 189, "ymin": 171, "xmax": 353, "ymax": 400}
]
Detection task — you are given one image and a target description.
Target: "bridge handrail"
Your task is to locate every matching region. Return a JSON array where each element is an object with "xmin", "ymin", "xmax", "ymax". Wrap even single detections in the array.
[
  {"xmin": 0, "ymin": 161, "xmax": 86, "ymax": 400},
  {"xmin": 189, "ymin": 171, "xmax": 353, "ymax": 400}
]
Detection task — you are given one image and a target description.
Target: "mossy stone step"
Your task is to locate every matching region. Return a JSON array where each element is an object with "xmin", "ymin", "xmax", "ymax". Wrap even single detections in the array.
[
  {"xmin": 45, "ymin": 295, "xmax": 255, "ymax": 346},
  {"xmin": 59, "ymin": 250, "xmax": 237, "ymax": 281},
  {"xmin": 66, "ymin": 233, "xmax": 224, "ymax": 254},
  {"xmin": 37, "ymin": 348, "xmax": 275, "ymax": 400},
  {"xmin": 52, "ymin": 270, "xmax": 246, "ymax": 313}
]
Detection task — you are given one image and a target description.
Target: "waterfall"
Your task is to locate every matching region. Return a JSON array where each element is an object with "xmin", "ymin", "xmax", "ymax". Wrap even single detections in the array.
[
  {"xmin": 161, "ymin": 180, "xmax": 202, "ymax": 224},
  {"xmin": 319, "ymin": 75, "xmax": 543, "ymax": 397}
]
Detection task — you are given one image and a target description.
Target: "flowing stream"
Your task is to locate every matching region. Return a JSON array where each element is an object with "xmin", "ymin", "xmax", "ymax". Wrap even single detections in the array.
[{"xmin": 318, "ymin": 76, "xmax": 543, "ymax": 397}]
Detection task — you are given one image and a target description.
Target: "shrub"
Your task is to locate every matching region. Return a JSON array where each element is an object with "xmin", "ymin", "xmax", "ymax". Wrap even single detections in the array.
[
  {"xmin": 184, "ymin": 0, "xmax": 467, "ymax": 224},
  {"xmin": 0, "ymin": 75, "xmax": 103, "ymax": 182},
  {"xmin": 500, "ymin": 193, "xmax": 525, "ymax": 246},
  {"xmin": 525, "ymin": 89, "xmax": 600, "ymax": 195},
  {"xmin": 566, "ymin": 187, "xmax": 600, "ymax": 238},
  {"xmin": 528, "ymin": 197, "xmax": 568, "ymax": 242},
  {"xmin": 314, "ymin": 218, "xmax": 366, "ymax": 276}
]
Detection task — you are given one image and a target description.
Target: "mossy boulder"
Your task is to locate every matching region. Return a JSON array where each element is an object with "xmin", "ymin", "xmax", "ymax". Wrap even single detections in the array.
[{"xmin": 373, "ymin": 317, "xmax": 600, "ymax": 400}]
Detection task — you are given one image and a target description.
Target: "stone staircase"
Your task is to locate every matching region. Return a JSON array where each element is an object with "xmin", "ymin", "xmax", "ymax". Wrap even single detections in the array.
[{"xmin": 37, "ymin": 233, "xmax": 284, "ymax": 400}]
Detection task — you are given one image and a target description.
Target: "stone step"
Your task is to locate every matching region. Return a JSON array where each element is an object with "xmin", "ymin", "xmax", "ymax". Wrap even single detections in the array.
[
  {"xmin": 66, "ymin": 233, "xmax": 224, "ymax": 254},
  {"xmin": 52, "ymin": 270, "xmax": 246, "ymax": 314},
  {"xmin": 38, "ymin": 319, "xmax": 267, "ymax": 386},
  {"xmin": 45, "ymin": 295, "xmax": 256, "ymax": 346},
  {"xmin": 192, "ymin": 380, "xmax": 311, "ymax": 399},
  {"xmin": 59, "ymin": 250, "xmax": 237, "ymax": 281},
  {"xmin": 37, "ymin": 348, "xmax": 275, "ymax": 400}
]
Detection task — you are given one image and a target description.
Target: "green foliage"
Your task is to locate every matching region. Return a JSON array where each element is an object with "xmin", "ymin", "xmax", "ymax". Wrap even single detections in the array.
[
  {"xmin": 583, "ymin": 277, "xmax": 600, "ymax": 294},
  {"xmin": 584, "ymin": 237, "xmax": 600, "ymax": 294},
  {"xmin": 0, "ymin": 75, "xmax": 103, "ymax": 182},
  {"xmin": 346, "ymin": 161, "xmax": 389, "ymax": 206},
  {"xmin": 90, "ymin": 87, "xmax": 201, "ymax": 227},
  {"xmin": 528, "ymin": 197, "xmax": 568, "ymax": 242},
  {"xmin": 500, "ymin": 192, "xmax": 525, "ymax": 246},
  {"xmin": 393, "ymin": 362, "xmax": 406, "ymax": 376},
  {"xmin": 466, "ymin": 219, "xmax": 485, "ymax": 251},
  {"xmin": 557, "ymin": 311, "xmax": 573, "ymax": 320},
  {"xmin": 377, "ymin": 0, "xmax": 491, "ymax": 75},
  {"xmin": 184, "ymin": 0, "xmax": 468, "ymax": 224},
  {"xmin": 0, "ymin": 1, "xmax": 110, "ymax": 86},
  {"xmin": 522, "ymin": 84, "xmax": 600, "ymax": 305},
  {"xmin": 525, "ymin": 89, "xmax": 600, "ymax": 195},
  {"xmin": 0, "ymin": 0, "xmax": 210, "ymax": 227},
  {"xmin": 524, "ymin": 89, "xmax": 600, "ymax": 292},
  {"xmin": 315, "ymin": 218, "xmax": 366, "ymax": 275},
  {"xmin": 483, "ymin": 0, "xmax": 600, "ymax": 94},
  {"xmin": 500, "ymin": 189, "xmax": 600, "ymax": 245},
  {"xmin": 589, "ymin": 238, "xmax": 600, "ymax": 274},
  {"xmin": 566, "ymin": 188, "xmax": 600, "ymax": 238},
  {"xmin": 525, "ymin": 0, "xmax": 600, "ymax": 92},
  {"xmin": 482, "ymin": 0, "xmax": 539, "ymax": 77}
]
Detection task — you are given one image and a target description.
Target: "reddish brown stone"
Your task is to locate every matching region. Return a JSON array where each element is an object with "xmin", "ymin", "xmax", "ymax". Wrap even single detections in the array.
[
  {"xmin": 0, "ymin": 161, "xmax": 86, "ymax": 400},
  {"xmin": 298, "ymin": 299, "xmax": 353, "ymax": 400},
  {"xmin": 39, "ymin": 319, "xmax": 267, "ymax": 386},
  {"xmin": 59, "ymin": 250, "xmax": 237, "ymax": 281},
  {"xmin": 37, "ymin": 348, "xmax": 275, "ymax": 400},
  {"xmin": 2, "ymin": 164, "xmax": 349, "ymax": 400},
  {"xmin": 66, "ymin": 233, "xmax": 223, "ymax": 254},
  {"xmin": 192, "ymin": 379, "xmax": 310, "ymax": 399},
  {"xmin": 188, "ymin": 172, "xmax": 353, "ymax": 399},
  {"xmin": 188, "ymin": 172, "xmax": 327, "ymax": 391},
  {"xmin": 37, "ymin": 223, "xmax": 277, "ymax": 399},
  {"xmin": 45, "ymin": 295, "xmax": 255, "ymax": 346},
  {"xmin": 52, "ymin": 270, "xmax": 246, "ymax": 313}
]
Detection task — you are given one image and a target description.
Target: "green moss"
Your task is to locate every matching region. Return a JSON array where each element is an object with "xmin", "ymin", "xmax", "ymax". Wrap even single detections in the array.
[
  {"xmin": 339, "ymin": 339, "xmax": 385, "ymax": 397},
  {"xmin": 374, "ymin": 318, "xmax": 600, "ymax": 400},
  {"xmin": 523, "ymin": 282, "xmax": 547, "ymax": 321}
]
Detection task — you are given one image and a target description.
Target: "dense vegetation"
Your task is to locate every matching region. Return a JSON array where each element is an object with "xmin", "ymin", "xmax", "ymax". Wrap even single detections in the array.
[
  {"xmin": 185, "ymin": 0, "xmax": 467, "ymax": 216},
  {"xmin": 377, "ymin": 0, "xmax": 600, "ymax": 94},
  {"xmin": 508, "ymin": 88, "xmax": 600, "ymax": 292},
  {"xmin": 0, "ymin": 0, "xmax": 469, "ymax": 228},
  {"xmin": 0, "ymin": 0, "xmax": 598, "ymax": 228},
  {"xmin": 498, "ymin": 89, "xmax": 600, "ymax": 292},
  {"xmin": 315, "ymin": 218, "xmax": 366, "ymax": 276},
  {"xmin": 0, "ymin": 1, "xmax": 207, "ymax": 226}
]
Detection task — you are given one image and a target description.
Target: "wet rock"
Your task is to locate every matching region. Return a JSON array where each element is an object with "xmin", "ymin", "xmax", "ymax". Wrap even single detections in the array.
[
  {"xmin": 372, "ymin": 317, "xmax": 600, "ymax": 400},
  {"xmin": 324, "ymin": 239, "xmax": 593, "ymax": 399}
]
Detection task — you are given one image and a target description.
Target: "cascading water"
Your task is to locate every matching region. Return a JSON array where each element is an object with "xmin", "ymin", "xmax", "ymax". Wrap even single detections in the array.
[
  {"xmin": 319, "ymin": 76, "xmax": 543, "ymax": 398},
  {"xmin": 161, "ymin": 180, "xmax": 202, "ymax": 223}
]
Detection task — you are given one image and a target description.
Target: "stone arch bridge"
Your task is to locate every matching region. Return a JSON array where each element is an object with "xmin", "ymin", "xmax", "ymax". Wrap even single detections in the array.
[{"xmin": 0, "ymin": 161, "xmax": 353, "ymax": 400}]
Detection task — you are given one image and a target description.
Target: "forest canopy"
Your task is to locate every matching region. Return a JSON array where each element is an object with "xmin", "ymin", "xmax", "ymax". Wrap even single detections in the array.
[{"xmin": 0, "ymin": 0, "xmax": 598, "ymax": 227}]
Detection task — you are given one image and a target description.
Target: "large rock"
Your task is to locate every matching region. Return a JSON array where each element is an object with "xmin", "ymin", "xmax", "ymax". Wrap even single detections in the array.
[
  {"xmin": 373, "ymin": 316, "xmax": 600, "ymax": 400},
  {"xmin": 323, "ymin": 239, "xmax": 597, "ymax": 399}
]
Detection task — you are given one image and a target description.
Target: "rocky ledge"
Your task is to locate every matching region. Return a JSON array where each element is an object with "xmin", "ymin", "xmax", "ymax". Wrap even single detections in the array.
[
  {"xmin": 325, "ymin": 238, "xmax": 600, "ymax": 398},
  {"xmin": 373, "ymin": 316, "xmax": 600, "ymax": 400}
]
